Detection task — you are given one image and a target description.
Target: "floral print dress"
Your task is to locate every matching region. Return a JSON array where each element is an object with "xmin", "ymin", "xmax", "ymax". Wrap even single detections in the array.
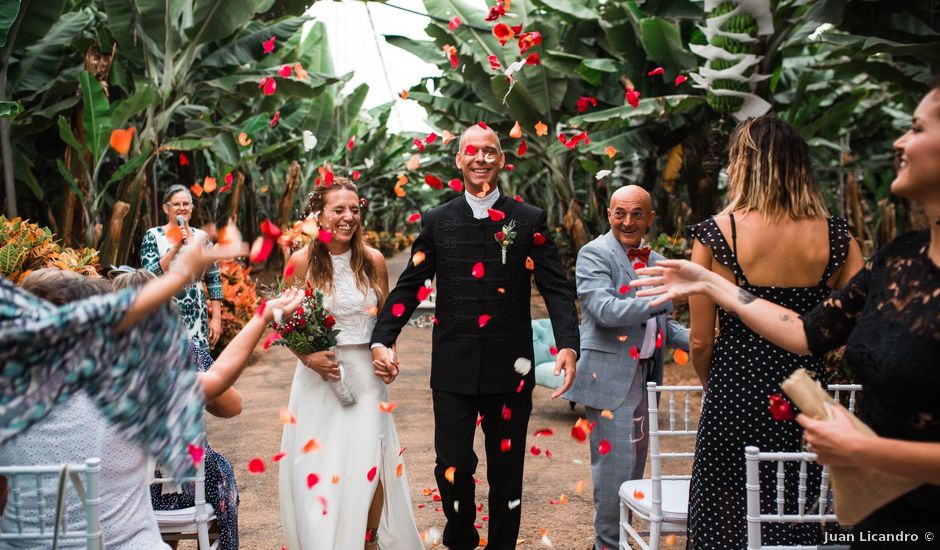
[
  {"xmin": 0, "ymin": 276, "xmax": 204, "ymax": 481},
  {"xmin": 141, "ymin": 226, "xmax": 223, "ymax": 349}
]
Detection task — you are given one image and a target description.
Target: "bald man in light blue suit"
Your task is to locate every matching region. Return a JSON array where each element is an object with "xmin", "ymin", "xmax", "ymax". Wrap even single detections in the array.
[{"xmin": 564, "ymin": 185, "xmax": 689, "ymax": 550}]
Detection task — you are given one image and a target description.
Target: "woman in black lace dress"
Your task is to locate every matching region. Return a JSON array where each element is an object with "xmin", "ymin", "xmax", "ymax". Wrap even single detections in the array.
[
  {"xmin": 685, "ymin": 115, "xmax": 863, "ymax": 549},
  {"xmin": 632, "ymin": 82, "xmax": 940, "ymax": 548}
]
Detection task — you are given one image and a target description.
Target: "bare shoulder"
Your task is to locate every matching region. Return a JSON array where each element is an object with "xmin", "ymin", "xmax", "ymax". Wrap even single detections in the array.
[
  {"xmin": 290, "ymin": 246, "xmax": 310, "ymax": 267},
  {"xmin": 366, "ymin": 246, "xmax": 387, "ymax": 271}
]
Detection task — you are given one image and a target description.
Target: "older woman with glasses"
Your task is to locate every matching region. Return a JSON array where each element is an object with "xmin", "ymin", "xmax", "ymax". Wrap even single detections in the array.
[{"xmin": 141, "ymin": 184, "xmax": 223, "ymax": 350}]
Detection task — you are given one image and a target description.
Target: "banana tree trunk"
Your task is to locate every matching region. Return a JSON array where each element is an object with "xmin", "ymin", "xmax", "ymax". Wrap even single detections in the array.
[{"xmin": 0, "ymin": 117, "xmax": 14, "ymax": 217}]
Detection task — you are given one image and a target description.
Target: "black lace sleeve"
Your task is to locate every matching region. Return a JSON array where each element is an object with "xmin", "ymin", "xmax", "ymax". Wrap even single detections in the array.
[{"xmin": 801, "ymin": 261, "xmax": 871, "ymax": 355}]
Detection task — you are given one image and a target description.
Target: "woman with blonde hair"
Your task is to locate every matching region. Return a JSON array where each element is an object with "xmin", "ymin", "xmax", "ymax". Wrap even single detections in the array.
[
  {"xmin": 684, "ymin": 114, "xmax": 863, "ymax": 549},
  {"xmin": 278, "ymin": 179, "xmax": 422, "ymax": 550}
]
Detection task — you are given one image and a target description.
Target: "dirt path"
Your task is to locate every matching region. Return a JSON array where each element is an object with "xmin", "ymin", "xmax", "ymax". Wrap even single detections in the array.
[{"xmin": 201, "ymin": 250, "xmax": 698, "ymax": 549}]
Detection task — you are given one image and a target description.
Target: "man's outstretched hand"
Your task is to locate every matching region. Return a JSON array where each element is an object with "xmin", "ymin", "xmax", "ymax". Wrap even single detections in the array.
[{"xmin": 551, "ymin": 348, "xmax": 577, "ymax": 399}]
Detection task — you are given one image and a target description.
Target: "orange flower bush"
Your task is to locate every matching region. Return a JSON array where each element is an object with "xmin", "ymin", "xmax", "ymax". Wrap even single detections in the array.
[
  {"xmin": 214, "ymin": 259, "xmax": 260, "ymax": 351},
  {"xmin": 0, "ymin": 216, "xmax": 101, "ymax": 282}
]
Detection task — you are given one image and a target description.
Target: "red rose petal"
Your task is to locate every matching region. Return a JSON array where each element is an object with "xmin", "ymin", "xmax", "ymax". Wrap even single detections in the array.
[
  {"xmin": 487, "ymin": 208, "xmax": 505, "ymax": 222},
  {"xmin": 674, "ymin": 74, "xmax": 688, "ymax": 86},
  {"xmin": 318, "ymin": 228, "xmax": 334, "ymax": 243},
  {"xmin": 630, "ymin": 346, "xmax": 640, "ymax": 360},
  {"xmin": 530, "ymin": 446, "xmax": 541, "ymax": 455},
  {"xmin": 472, "ymin": 262, "xmax": 485, "ymax": 278},
  {"xmin": 262, "ymin": 36, "xmax": 276, "ymax": 54},
  {"xmin": 179, "ymin": 152, "xmax": 189, "ymax": 166},
  {"xmin": 618, "ymin": 285, "xmax": 629, "ymax": 294},
  {"xmin": 417, "ymin": 285, "xmax": 433, "ymax": 301},
  {"xmin": 517, "ymin": 139, "xmax": 527, "ymax": 156},
  {"xmin": 307, "ymin": 473, "xmax": 320, "ymax": 489},
  {"xmin": 501, "ymin": 404, "xmax": 512, "ymax": 421},
  {"xmin": 346, "ymin": 136, "xmax": 355, "ymax": 151},
  {"xmin": 260, "ymin": 219, "xmax": 283, "ymax": 240},
  {"xmin": 532, "ymin": 232, "xmax": 546, "ymax": 245},
  {"xmin": 278, "ymin": 65, "xmax": 292, "ymax": 77},
  {"xmin": 425, "ymin": 132, "xmax": 438, "ymax": 143},
  {"xmin": 270, "ymin": 111, "xmax": 280, "ymax": 127},
  {"xmin": 478, "ymin": 314, "xmax": 492, "ymax": 328},
  {"xmin": 478, "ymin": 121, "xmax": 488, "ymax": 129},
  {"xmin": 425, "ymin": 174, "xmax": 442, "ymax": 189},
  {"xmin": 187, "ymin": 444, "xmax": 204, "ymax": 465},
  {"xmin": 464, "ymin": 144, "xmax": 477, "ymax": 155},
  {"xmin": 647, "ymin": 67, "xmax": 664, "ymax": 76},
  {"xmin": 448, "ymin": 16, "xmax": 462, "ymax": 30},
  {"xmin": 272, "ymin": 452, "xmax": 287, "ymax": 463},
  {"xmin": 367, "ymin": 466, "xmax": 378, "ymax": 482},
  {"xmin": 500, "ymin": 438, "xmax": 511, "ymax": 452},
  {"xmin": 247, "ymin": 457, "xmax": 266, "ymax": 474},
  {"xmin": 571, "ymin": 426, "xmax": 587, "ymax": 442},
  {"xmin": 407, "ymin": 213, "xmax": 421, "ymax": 224},
  {"xmin": 352, "ymin": 170, "xmax": 361, "ymax": 181},
  {"xmin": 533, "ymin": 428, "xmax": 554, "ymax": 437},
  {"xmin": 448, "ymin": 178, "xmax": 463, "ymax": 192},
  {"xmin": 391, "ymin": 303, "xmax": 406, "ymax": 318},
  {"xmin": 599, "ymin": 439, "xmax": 612, "ymax": 455}
]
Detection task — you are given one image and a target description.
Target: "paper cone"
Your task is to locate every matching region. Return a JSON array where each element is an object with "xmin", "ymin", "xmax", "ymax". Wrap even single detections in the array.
[{"xmin": 781, "ymin": 369, "xmax": 920, "ymax": 524}]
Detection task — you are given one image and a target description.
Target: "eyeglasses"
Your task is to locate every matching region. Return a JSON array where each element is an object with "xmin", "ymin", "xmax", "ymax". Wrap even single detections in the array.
[{"xmin": 167, "ymin": 202, "xmax": 192, "ymax": 209}]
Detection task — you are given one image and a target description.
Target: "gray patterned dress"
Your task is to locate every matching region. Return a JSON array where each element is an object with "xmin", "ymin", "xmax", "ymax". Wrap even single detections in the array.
[{"xmin": 141, "ymin": 226, "xmax": 223, "ymax": 349}]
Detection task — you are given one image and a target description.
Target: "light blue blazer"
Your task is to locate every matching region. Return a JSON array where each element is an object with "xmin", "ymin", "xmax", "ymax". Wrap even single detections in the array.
[{"xmin": 563, "ymin": 231, "xmax": 690, "ymax": 410}]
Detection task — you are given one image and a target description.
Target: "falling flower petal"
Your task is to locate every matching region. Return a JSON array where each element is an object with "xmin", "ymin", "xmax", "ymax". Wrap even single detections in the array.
[
  {"xmin": 391, "ymin": 303, "xmax": 406, "ymax": 317},
  {"xmin": 399, "ymin": 89, "xmax": 409, "ymax": 99},
  {"xmin": 179, "ymin": 152, "xmax": 189, "ymax": 166},
  {"xmin": 412, "ymin": 251, "xmax": 426, "ymax": 266},
  {"xmin": 425, "ymin": 132, "xmax": 438, "ymax": 144},
  {"xmin": 601, "ymin": 409, "xmax": 614, "ymax": 419},
  {"xmin": 595, "ymin": 169, "xmax": 611, "ymax": 180},
  {"xmin": 487, "ymin": 208, "xmax": 505, "ymax": 221},
  {"xmin": 259, "ymin": 76, "xmax": 276, "ymax": 95},
  {"xmin": 517, "ymin": 31, "xmax": 542, "ymax": 53},
  {"xmin": 346, "ymin": 136, "xmax": 355, "ymax": 151},
  {"xmin": 247, "ymin": 457, "xmax": 265, "ymax": 473},
  {"xmin": 673, "ymin": 349, "xmax": 689, "ymax": 365},
  {"xmin": 444, "ymin": 466, "xmax": 456, "ymax": 483},
  {"xmin": 283, "ymin": 260, "xmax": 295, "ymax": 280},
  {"xmin": 464, "ymin": 144, "xmax": 477, "ymax": 156},
  {"xmin": 674, "ymin": 74, "xmax": 688, "ymax": 86},
  {"xmin": 501, "ymin": 404, "xmax": 512, "ymax": 420},
  {"xmin": 190, "ymin": 182, "xmax": 203, "ymax": 197},
  {"xmin": 425, "ymin": 174, "xmax": 442, "ymax": 190},
  {"xmin": 575, "ymin": 96, "xmax": 597, "ymax": 113},
  {"xmin": 306, "ymin": 473, "xmax": 320, "ymax": 489},
  {"xmin": 449, "ymin": 16, "xmax": 462, "ymax": 30},
  {"xmin": 249, "ymin": 236, "xmax": 274, "ymax": 264},
  {"xmin": 525, "ymin": 53, "xmax": 541, "ymax": 65},
  {"xmin": 768, "ymin": 394, "xmax": 795, "ymax": 421},
  {"xmin": 525, "ymin": 257, "xmax": 534, "ymax": 270},
  {"xmin": 293, "ymin": 63, "xmax": 308, "ymax": 80},
  {"xmin": 530, "ymin": 445, "xmax": 541, "ymax": 455},
  {"xmin": 633, "ymin": 489, "xmax": 645, "ymax": 500},
  {"xmin": 492, "ymin": 23, "xmax": 515, "ymax": 45},
  {"xmin": 534, "ymin": 121, "xmax": 548, "ymax": 136},
  {"xmin": 478, "ymin": 314, "xmax": 492, "ymax": 328},
  {"xmin": 630, "ymin": 346, "xmax": 640, "ymax": 360},
  {"xmin": 260, "ymin": 219, "xmax": 282, "ymax": 240},
  {"xmin": 367, "ymin": 466, "xmax": 378, "ymax": 482},
  {"xmin": 302, "ymin": 438, "xmax": 321, "ymax": 453},
  {"xmin": 472, "ymin": 261, "xmax": 485, "ymax": 278},
  {"xmin": 500, "ymin": 438, "xmax": 511, "ymax": 452},
  {"xmin": 166, "ymin": 224, "xmax": 184, "ymax": 246},
  {"xmin": 280, "ymin": 406, "xmax": 297, "ymax": 425},
  {"xmin": 447, "ymin": 178, "xmax": 463, "ymax": 192},
  {"xmin": 513, "ymin": 357, "xmax": 532, "ymax": 376},
  {"xmin": 378, "ymin": 401, "xmax": 398, "ymax": 413},
  {"xmin": 516, "ymin": 379, "xmax": 525, "ymax": 393},
  {"xmin": 488, "ymin": 55, "xmax": 501, "ymax": 70},
  {"xmin": 478, "ymin": 121, "xmax": 488, "ymax": 129},
  {"xmin": 317, "ymin": 228, "xmax": 333, "ymax": 244},
  {"xmin": 272, "ymin": 452, "xmax": 287, "ymax": 463},
  {"xmin": 262, "ymin": 331, "xmax": 281, "ymax": 350},
  {"xmin": 417, "ymin": 282, "xmax": 433, "ymax": 301},
  {"xmin": 508, "ymin": 499, "xmax": 521, "ymax": 510},
  {"xmin": 413, "ymin": 138, "xmax": 426, "ymax": 152},
  {"xmin": 606, "ymin": 146, "xmax": 618, "ymax": 159},
  {"xmin": 262, "ymin": 36, "xmax": 276, "ymax": 54},
  {"xmin": 187, "ymin": 444, "xmax": 204, "ymax": 466},
  {"xmin": 647, "ymin": 67, "xmax": 665, "ymax": 76},
  {"xmin": 533, "ymin": 428, "xmax": 554, "ymax": 437},
  {"xmin": 109, "ymin": 127, "xmax": 135, "ymax": 155},
  {"xmin": 656, "ymin": 329, "xmax": 664, "ymax": 349},
  {"xmin": 442, "ymin": 130, "xmax": 455, "ymax": 145},
  {"xmin": 532, "ymin": 232, "xmax": 546, "ymax": 245},
  {"xmin": 303, "ymin": 131, "xmax": 317, "ymax": 151},
  {"xmin": 517, "ymin": 139, "xmax": 527, "ymax": 156},
  {"xmin": 625, "ymin": 87, "xmax": 640, "ymax": 108},
  {"xmin": 407, "ymin": 212, "xmax": 421, "ymax": 224},
  {"xmin": 618, "ymin": 285, "xmax": 629, "ymax": 295},
  {"xmin": 278, "ymin": 65, "xmax": 292, "ymax": 77},
  {"xmin": 599, "ymin": 439, "xmax": 612, "ymax": 455}
]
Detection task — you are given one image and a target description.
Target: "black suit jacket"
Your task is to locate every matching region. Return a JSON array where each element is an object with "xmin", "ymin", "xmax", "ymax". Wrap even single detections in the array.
[{"xmin": 371, "ymin": 193, "xmax": 580, "ymax": 394}]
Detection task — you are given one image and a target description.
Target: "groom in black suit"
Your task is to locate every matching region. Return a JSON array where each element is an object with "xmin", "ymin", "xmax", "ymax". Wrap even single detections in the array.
[{"xmin": 370, "ymin": 124, "xmax": 580, "ymax": 549}]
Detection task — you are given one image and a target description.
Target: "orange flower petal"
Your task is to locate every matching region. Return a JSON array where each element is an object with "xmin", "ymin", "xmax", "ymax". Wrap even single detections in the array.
[
  {"xmin": 238, "ymin": 132, "xmax": 252, "ymax": 146},
  {"xmin": 534, "ymin": 121, "xmax": 548, "ymax": 136},
  {"xmin": 203, "ymin": 175, "xmax": 217, "ymax": 193},
  {"xmin": 396, "ymin": 463, "xmax": 404, "ymax": 477},
  {"xmin": 302, "ymin": 438, "xmax": 321, "ymax": 454},
  {"xmin": 109, "ymin": 127, "xmax": 135, "ymax": 155},
  {"xmin": 525, "ymin": 256, "xmax": 535, "ymax": 270},
  {"xmin": 166, "ymin": 224, "xmax": 183, "ymax": 245},
  {"xmin": 673, "ymin": 349, "xmax": 689, "ymax": 365},
  {"xmin": 509, "ymin": 120, "xmax": 523, "ymax": 139},
  {"xmin": 412, "ymin": 251, "xmax": 426, "ymax": 266},
  {"xmin": 605, "ymin": 146, "xmax": 618, "ymax": 159},
  {"xmin": 442, "ymin": 130, "xmax": 455, "ymax": 145},
  {"xmin": 444, "ymin": 466, "xmax": 456, "ymax": 483},
  {"xmin": 279, "ymin": 406, "xmax": 297, "ymax": 425},
  {"xmin": 190, "ymin": 182, "xmax": 203, "ymax": 197},
  {"xmin": 378, "ymin": 401, "xmax": 398, "ymax": 413}
]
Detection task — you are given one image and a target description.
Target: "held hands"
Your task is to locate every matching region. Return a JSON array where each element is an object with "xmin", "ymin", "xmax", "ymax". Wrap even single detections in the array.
[
  {"xmin": 371, "ymin": 345, "xmax": 399, "ymax": 385},
  {"xmin": 299, "ymin": 350, "xmax": 341, "ymax": 381},
  {"xmin": 796, "ymin": 405, "xmax": 872, "ymax": 467},
  {"xmin": 629, "ymin": 259, "xmax": 714, "ymax": 307},
  {"xmin": 551, "ymin": 348, "xmax": 577, "ymax": 399}
]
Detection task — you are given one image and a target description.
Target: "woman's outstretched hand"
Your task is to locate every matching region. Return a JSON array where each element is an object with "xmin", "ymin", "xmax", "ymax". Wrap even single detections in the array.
[
  {"xmin": 262, "ymin": 288, "xmax": 305, "ymax": 323},
  {"xmin": 173, "ymin": 234, "xmax": 248, "ymax": 282},
  {"xmin": 629, "ymin": 259, "xmax": 714, "ymax": 306}
]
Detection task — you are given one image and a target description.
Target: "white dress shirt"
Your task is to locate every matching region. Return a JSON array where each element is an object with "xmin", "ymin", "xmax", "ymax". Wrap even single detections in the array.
[{"xmin": 465, "ymin": 188, "xmax": 501, "ymax": 219}]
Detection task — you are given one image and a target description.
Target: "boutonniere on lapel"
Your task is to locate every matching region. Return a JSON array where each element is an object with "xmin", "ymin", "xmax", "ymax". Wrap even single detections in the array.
[{"xmin": 494, "ymin": 220, "xmax": 517, "ymax": 264}]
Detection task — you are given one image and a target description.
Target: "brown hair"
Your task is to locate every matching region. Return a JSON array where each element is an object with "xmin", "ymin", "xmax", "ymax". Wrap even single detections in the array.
[
  {"xmin": 304, "ymin": 178, "xmax": 384, "ymax": 307},
  {"xmin": 721, "ymin": 114, "xmax": 829, "ymax": 220},
  {"xmin": 20, "ymin": 268, "xmax": 112, "ymax": 304},
  {"xmin": 111, "ymin": 268, "xmax": 157, "ymax": 290}
]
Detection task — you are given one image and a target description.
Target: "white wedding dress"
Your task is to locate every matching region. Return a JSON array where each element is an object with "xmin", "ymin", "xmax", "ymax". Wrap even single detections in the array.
[{"xmin": 279, "ymin": 250, "xmax": 423, "ymax": 550}]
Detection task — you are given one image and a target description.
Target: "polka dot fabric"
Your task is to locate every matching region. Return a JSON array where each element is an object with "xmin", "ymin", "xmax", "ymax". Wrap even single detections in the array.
[{"xmin": 685, "ymin": 216, "xmax": 850, "ymax": 549}]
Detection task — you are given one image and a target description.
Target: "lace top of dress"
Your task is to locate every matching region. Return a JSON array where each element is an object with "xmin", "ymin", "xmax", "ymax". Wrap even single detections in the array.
[
  {"xmin": 801, "ymin": 230, "xmax": 940, "ymax": 441},
  {"xmin": 320, "ymin": 250, "xmax": 378, "ymax": 346}
]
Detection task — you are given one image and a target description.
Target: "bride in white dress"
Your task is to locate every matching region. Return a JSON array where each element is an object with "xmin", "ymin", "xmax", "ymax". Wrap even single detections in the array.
[{"xmin": 279, "ymin": 179, "xmax": 423, "ymax": 550}]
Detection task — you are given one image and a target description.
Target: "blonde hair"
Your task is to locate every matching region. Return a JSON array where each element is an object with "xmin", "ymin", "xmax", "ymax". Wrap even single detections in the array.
[
  {"xmin": 721, "ymin": 115, "xmax": 829, "ymax": 220},
  {"xmin": 304, "ymin": 178, "xmax": 384, "ymax": 308}
]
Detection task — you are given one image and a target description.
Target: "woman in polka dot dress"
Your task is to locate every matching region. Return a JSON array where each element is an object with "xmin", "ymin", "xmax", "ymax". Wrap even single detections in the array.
[{"xmin": 685, "ymin": 115, "xmax": 863, "ymax": 549}]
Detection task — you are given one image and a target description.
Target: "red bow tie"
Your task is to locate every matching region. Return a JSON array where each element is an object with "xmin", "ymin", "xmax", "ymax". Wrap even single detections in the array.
[{"xmin": 627, "ymin": 246, "xmax": 651, "ymax": 263}]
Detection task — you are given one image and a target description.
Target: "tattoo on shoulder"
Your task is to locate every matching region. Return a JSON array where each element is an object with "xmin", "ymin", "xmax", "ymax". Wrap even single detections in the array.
[
  {"xmin": 779, "ymin": 313, "xmax": 794, "ymax": 323},
  {"xmin": 737, "ymin": 289, "xmax": 757, "ymax": 305}
]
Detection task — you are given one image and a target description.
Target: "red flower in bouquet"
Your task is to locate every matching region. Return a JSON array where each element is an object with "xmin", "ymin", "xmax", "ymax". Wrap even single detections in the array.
[{"xmin": 325, "ymin": 315, "xmax": 336, "ymax": 329}]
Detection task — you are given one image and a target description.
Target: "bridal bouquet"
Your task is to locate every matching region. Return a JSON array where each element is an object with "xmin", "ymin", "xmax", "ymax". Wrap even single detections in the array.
[{"xmin": 268, "ymin": 285, "xmax": 356, "ymax": 406}]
